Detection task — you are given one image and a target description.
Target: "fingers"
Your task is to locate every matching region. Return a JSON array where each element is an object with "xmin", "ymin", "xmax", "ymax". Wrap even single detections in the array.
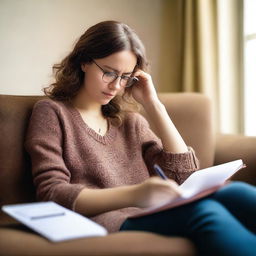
[
  {"xmin": 166, "ymin": 179, "xmax": 183, "ymax": 197},
  {"xmin": 131, "ymin": 69, "xmax": 156, "ymax": 96},
  {"xmin": 133, "ymin": 70, "xmax": 151, "ymax": 81},
  {"xmin": 147, "ymin": 177, "xmax": 182, "ymax": 197},
  {"xmin": 135, "ymin": 177, "xmax": 182, "ymax": 208}
]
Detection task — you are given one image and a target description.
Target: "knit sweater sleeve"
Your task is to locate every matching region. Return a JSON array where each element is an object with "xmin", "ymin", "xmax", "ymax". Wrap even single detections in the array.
[
  {"xmin": 25, "ymin": 100, "xmax": 85, "ymax": 210},
  {"xmin": 135, "ymin": 113, "xmax": 200, "ymax": 184}
]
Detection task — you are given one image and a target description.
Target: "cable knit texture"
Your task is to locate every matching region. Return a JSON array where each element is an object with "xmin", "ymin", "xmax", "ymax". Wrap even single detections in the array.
[{"xmin": 25, "ymin": 99, "xmax": 200, "ymax": 233}]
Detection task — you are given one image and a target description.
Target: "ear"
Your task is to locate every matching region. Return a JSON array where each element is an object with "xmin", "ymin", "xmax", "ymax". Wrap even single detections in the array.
[{"xmin": 81, "ymin": 63, "xmax": 89, "ymax": 72}]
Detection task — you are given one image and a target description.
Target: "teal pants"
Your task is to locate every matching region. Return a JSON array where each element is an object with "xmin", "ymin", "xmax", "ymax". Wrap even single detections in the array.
[{"xmin": 120, "ymin": 182, "xmax": 256, "ymax": 256}]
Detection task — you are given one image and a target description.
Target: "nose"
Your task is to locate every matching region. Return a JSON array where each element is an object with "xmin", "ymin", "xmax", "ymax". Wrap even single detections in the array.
[{"xmin": 108, "ymin": 77, "xmax": 122, "ymax": 90}]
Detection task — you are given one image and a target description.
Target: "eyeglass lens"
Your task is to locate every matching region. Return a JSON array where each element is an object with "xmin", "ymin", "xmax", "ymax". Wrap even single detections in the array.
[{"xmin": 102, "ymin": 73, "xmax": 137, "ymax": 87}]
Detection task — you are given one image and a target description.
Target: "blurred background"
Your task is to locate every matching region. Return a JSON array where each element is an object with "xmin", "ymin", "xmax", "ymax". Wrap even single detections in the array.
[{"xmin": 0, "ymin": 0, "xmax": 255, "ymax": 136}]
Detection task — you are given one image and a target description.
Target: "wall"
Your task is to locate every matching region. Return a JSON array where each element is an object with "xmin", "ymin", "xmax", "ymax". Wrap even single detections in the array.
[{"xmin": 0, "ymin": 0, "xmax": 180, "ymax": 95}]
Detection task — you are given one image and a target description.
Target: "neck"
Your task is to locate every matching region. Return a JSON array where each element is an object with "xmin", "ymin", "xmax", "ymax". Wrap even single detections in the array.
[{"xmin": 72, "ymin": 92, "xmax": 102, "ymax": 117}]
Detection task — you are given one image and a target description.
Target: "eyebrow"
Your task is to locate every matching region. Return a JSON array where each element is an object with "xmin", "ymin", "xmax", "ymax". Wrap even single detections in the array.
[{"xmin": 103, "ymin": 65, "xmax": 133, "ymax": 75}]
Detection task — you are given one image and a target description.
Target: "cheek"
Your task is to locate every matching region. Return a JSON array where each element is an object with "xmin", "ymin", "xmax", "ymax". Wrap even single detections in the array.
[{"xmin": 84, "ymin": 72, "xmax": 102, "ymax": 90}]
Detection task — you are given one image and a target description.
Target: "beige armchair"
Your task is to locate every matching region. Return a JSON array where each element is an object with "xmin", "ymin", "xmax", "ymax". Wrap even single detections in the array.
[{"xmin": 0, "ymin": 92, "xmax": 255, "ymax": 256}]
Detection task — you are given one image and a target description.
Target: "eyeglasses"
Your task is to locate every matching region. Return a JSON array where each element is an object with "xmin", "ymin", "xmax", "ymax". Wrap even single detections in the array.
[{"xmin": 92, "ymin": 59, "xmax": 139, "ymax": 88}]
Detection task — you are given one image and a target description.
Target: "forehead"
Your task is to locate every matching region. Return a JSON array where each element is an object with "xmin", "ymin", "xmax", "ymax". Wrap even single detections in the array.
[{"xmin": 96, "ymin": 50, "xmax": 137, "ymax": 72}]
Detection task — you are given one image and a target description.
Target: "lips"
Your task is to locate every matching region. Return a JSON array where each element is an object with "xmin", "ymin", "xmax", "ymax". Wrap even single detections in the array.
[{"xmin": 102, "ymin": 92, "xmax": 114, "ymax": 97}]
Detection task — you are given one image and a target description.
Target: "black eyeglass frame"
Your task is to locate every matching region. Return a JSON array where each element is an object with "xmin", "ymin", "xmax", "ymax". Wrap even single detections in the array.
[{"xmin": 91, "ymin": 59, "xmax": 139, "ymax": 88}]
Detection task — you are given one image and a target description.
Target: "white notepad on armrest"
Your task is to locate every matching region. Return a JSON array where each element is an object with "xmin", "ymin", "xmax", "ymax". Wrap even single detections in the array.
[{"xmin": 2, "ymin": 201, "xmax": 108, "ymax": 242}]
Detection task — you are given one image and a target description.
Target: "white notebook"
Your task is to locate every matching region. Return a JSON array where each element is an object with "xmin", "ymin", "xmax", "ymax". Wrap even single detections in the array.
[
  {"xmin": 131, "ymin": 159, "xmax": 245, "ymax": 218},
  {"xmin": 179, "ymin": 159, "xmax": 245, "ymax": 198},
  {"xmin": 2, "ymin": 201, "xmax": 107, "ymax": 242}
]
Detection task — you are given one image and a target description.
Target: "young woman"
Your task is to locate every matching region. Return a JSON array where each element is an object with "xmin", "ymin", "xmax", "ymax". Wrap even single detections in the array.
[{"xmin": 25, "ymin": 21, "xmax": 256, "ymax": 255}]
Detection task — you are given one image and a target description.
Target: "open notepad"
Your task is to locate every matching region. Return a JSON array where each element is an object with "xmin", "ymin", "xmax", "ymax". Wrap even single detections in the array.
[
  {"xmin": 131, "ymin": 159, "xmax": 246, "ymax": 218},
  {"xmin": 2, "ymin": 201, "xmax": 107, "ymax": 242}
]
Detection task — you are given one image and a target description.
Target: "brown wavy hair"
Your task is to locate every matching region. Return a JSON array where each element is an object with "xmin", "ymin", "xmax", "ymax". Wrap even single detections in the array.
[{"xmin": 43, "ymin": 20, "xmax": 148, "ymax": 125}]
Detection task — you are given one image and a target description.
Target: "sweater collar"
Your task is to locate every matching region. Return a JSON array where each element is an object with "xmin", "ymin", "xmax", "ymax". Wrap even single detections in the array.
[{"xmin": 65, "ymin": 101, "xmax": 117, "ymax": 144}]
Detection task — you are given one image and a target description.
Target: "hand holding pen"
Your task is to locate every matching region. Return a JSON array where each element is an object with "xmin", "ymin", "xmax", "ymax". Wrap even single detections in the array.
[
  {"xmin": 154, "ymin": 164, "xmax": 182, "ymax": 197},
  {"xmin": 133, "ymin": 164, "xmax": 182, "ymax": 209}
]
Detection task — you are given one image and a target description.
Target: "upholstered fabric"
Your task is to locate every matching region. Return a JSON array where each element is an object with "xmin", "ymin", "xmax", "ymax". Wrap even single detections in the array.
[{"xmin": 0, "ymin": 227, "xmax": 195, "ymax": 256}]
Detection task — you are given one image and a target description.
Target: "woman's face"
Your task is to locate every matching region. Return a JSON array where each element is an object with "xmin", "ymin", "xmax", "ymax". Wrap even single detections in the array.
[{"xmin": 81, "ymin": 50, "xmax": 137, "ymax": 105}]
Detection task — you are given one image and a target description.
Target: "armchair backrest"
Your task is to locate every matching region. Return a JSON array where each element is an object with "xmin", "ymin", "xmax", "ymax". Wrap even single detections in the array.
[
  {"xmin": 0, "ymin": 95, "xmax": 44, "ymax": 207},
  {"xmin": 157, "ymin": 93, "xmax": 215, "ymax": 168},
  {"xmin": 0, "ymin": 93, "xmax": 215, "ymax": 207}
]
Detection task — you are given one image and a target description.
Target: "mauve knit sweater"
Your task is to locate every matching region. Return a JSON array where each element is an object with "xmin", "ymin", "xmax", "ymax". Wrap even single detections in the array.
[{"xmin": 25, "ymin": 99, "xmax": 200, "ymax": 233}]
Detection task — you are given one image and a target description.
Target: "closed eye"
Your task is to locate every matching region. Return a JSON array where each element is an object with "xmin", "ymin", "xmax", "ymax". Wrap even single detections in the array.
[{"xmin": 104, "ymin": 71, "xmax": 117, "ymax": 77}]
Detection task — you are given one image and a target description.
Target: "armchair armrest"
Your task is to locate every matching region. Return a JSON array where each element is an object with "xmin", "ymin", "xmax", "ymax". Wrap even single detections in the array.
[{"xmin": 214, "ymin": 134, "xmax": 256, "ymax": 185}]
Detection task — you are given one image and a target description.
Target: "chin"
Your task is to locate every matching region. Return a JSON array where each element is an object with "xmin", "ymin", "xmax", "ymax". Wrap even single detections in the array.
[{"xmin": 101, "ymin": 99, "xmax": 112, "ymax": 105}]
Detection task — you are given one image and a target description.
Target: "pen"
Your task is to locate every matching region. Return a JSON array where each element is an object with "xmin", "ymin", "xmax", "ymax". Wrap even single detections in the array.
[
  {"xmin": 153, "ymin": 164, "xmax": 168, "ymax": 180},
  {"xmin": 30, "ymin": 212, "xmax": 65, "ymax": 220}
]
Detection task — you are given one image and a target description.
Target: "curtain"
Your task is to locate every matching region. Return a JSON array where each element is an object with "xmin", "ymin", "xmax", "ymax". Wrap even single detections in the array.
[{"xmin": 172, "ymin": 0, "xmax": 244, "ymax": 134}]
